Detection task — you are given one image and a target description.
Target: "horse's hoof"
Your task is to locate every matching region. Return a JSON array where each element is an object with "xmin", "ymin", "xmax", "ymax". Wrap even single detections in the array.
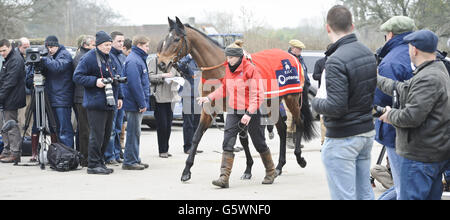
[
  {"xmin": 275, "ymin": 169, "xmax": 282, "ymax": 177},
  {"xmin": 181, "ymin": 172, "xmax": 191, "ymax": 182},
  {"xmin": 297, "ymin": 157, "xmax": 307, "ymax": 168},
  {"xmin": 241, "ymin": 173, "xmax": 252, "ymax": 180}
]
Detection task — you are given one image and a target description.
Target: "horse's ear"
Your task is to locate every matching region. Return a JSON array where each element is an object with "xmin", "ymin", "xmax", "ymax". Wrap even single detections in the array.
[
  {"xmin": 168, "ymin": 17, "xmax": 175, "ymax": 30},
  {"xmin": 175, "ymin": 16, "xmax": 186, "ymax": 36},
  {"xmin": 175, "ymin": 17, "xmax": 185, "ymax": 30}
]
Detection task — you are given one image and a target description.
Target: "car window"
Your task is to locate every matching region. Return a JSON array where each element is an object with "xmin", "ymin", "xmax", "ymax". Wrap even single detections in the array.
[{"xmin": 302, "ymin": 56, "xmax": 323, "ymax": 74}]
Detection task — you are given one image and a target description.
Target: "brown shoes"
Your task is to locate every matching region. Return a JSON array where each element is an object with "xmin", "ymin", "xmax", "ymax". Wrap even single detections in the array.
[{"xmin": 0, "ymin": 154, "xmax": 21, "ymax": 163}]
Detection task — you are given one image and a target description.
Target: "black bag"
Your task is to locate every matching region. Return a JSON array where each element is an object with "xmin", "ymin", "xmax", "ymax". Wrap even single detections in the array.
[
  {"xmin": 47, "ymin": 143, "xmax": 82, "ymax": 172},
  {"xmin": 21, "ymin": 136, "xmax": 32, "ymax": 156}
]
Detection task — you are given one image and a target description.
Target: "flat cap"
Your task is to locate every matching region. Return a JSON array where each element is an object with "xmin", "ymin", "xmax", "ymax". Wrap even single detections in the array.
[
  {"xmin": 380, "ymin": 16, "xmax": 416, "ymax": 35},
  {"xmin": 404, "ymin": 30, "xmax": 438, "ymax": 53},
  {"xmin": 289, "ymin": 40, "xmax": 305, "ymax": 49}
]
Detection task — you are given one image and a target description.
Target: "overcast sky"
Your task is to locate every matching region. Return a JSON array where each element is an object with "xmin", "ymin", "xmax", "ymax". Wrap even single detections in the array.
[{"xmin": 107, "ymin": 0, "xmax": 338, "ymax": 29}]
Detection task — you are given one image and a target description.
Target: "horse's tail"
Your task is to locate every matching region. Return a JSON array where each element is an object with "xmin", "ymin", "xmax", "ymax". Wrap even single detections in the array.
[{"xmin": 301, "ymin": 95, "xmax": 318, "ymax": 142}]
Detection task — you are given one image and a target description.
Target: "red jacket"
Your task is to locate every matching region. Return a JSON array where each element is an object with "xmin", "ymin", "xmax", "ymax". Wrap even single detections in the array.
[{"xmin": 208, "ymin": 58, "xmax": 264, "ymax": 114}]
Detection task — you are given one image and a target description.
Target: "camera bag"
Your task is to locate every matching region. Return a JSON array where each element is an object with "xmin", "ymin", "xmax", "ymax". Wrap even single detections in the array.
[{"xmin": 47, "ymin": 142, "xmax": 82, "ymax": 172}]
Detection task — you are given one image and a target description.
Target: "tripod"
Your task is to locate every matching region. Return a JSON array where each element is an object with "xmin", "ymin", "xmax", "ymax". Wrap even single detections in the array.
[{"xmin": 21, "ymin": 66, "xmax": 58, "ymax": 170}]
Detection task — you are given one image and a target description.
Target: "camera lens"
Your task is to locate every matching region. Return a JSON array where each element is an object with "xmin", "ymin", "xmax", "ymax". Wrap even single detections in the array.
[{"xmin": 30, "ymin": 54, "xmax": 37, "ymax": 61}]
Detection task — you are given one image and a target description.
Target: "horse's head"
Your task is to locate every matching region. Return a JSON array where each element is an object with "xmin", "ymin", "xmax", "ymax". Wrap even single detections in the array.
[{"xmin": 157, "ymin": 17, "xmax": 189, "ymax": 73}]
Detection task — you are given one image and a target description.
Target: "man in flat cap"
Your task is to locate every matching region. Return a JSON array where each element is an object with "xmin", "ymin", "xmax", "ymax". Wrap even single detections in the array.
[
  {"xmin": 377, "ymin": 30, "xmax": 450, "ymax": 200},
  {"xmin": 286, "ymin": 39, "xmax": 310, "ymax": 149},
  {"xmin": 374, "ymin": 16, "xmax": 416, "ymax": 200}
]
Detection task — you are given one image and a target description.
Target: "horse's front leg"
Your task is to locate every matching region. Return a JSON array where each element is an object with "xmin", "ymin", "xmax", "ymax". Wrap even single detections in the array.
[
  {"xmin": 239, "ymin": 132, "xmax": 253, "ymax": 180},
  {"xmin": 181, "ymin": 110, "xmax": 213, "ymax": 182},
  {"xmin": 284, "ymin": 94, "xmax": 307, "ymax": 168},
  {"xmin": 275, "ymin": 113, "xmax": 287, "ymax": 176}
]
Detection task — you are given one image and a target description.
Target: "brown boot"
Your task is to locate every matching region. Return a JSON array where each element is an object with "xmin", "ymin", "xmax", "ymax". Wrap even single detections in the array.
[
  {"xmin": 0, "ymin": 153, "xmax": 20, "ymax": 163},
  {"xmin": 51, "ymin": 133, "xmax": 58, "ymax": 143},
  {"xmin": 260, "ymin": 149, "xmax": 277, "ymax": 184},
  {"xmin": 0, "ymin": 152, "xmax": 11, "ymax": 160},
  {"xmin": 212, "ymin": 151, "xmax": 235, "ymax": 188},
  {"xmin": 30, "ymin": 134, "xmax": 39, "ymax": 162}
]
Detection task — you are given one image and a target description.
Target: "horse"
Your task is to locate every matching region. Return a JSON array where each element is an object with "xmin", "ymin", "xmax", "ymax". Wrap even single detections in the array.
[{"xmin": 157, "ymin": 17, "xmax": 317, "ymax": 182}]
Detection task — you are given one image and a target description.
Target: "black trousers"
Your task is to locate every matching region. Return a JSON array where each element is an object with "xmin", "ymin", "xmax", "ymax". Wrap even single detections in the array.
[
  {"xmin": 86, "ymin": 109, "xmax": 114, "ymax": 168},
  {"xmin": 155, "ymin": 102, "xmax": 173, "ymax": 154},
  {"xmin": 74, "ymin": 103, "xmax": 90, "ymax": 164},
  {"xmin": 223, "ymin": 112, "xmax": 268, "ymax": 153},
  {"xmin": 182, "ymin": 97, "xmax": 201, "ymax": 152}
]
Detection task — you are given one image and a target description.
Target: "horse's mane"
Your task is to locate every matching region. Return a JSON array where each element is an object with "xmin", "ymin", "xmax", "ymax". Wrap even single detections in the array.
[{"xmin": 184, "ymin": 24, "xmax": 224, "ymax": 50}]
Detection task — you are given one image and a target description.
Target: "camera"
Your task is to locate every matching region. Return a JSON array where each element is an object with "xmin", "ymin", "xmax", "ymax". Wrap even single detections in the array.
[
  {"xmin": 25, "ymin": 47, "xmax": 48, "ymax": 64},
  {"xmin": 101, "ymin": 75, "xmax": 127, "ymax": 86},
  {"xmin": 372, "ymin": 105, "xmax": 386, "ymax": 118},
  {"xmin": 101, "ymin": 75, "xmax": 127, "ymax": 107}
]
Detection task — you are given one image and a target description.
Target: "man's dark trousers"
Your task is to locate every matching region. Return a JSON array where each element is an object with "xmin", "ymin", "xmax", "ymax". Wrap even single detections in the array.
[
  {"xmin": 182, "ymin": 97, "xmax": 200, "ymax": 153},
  {"xmin": 86, "ymin": 109, "xmax": 114, "ymax": 168},
  {"xmin": 155, "ymin": 102, "xmax": 173, "ymax": 154}
]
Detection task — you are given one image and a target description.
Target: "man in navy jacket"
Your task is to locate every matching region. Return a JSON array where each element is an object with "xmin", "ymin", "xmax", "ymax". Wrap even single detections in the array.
[
  {"xmin": 375, "ymin": 16, "xmax": 415, "ymax": 200},
  {"xmin": 41, "ymin": 36, "xmax": 75, "ymax": 148},
  {"xmin": 104, "ymin": 31, "xmax": 127, "ymax": 165},
  {"xmin": 121, "ymin": 36, "xmax": 150, "ymax": 170},
  {"xmin": 73, "ymin": 31, "xmax": 123, "ymax": 175}
]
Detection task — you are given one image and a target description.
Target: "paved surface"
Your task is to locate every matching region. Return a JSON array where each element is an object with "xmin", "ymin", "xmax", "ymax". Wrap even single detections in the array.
[{"xmin": 0, "ymin": 121, "xmax": 402, "ymax": 200}]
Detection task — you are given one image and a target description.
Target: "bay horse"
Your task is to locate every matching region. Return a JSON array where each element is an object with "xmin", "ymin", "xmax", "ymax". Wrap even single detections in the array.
[{"xmin": 158, "ymin": 17, "xmax": 317, "ymax": 182}]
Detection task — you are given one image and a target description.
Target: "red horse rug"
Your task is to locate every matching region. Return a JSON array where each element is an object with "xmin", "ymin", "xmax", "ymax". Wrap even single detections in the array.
[{"xmin": 251, "ymin": 48, "xmax": 305, "ymax": 99}]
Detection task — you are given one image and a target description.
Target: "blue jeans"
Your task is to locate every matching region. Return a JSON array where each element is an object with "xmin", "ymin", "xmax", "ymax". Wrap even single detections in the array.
[
  {"xmin": 378, "ymin": 146, "xmax": 402, "ymax": 200},
  {"xmin": 123, "ymin": 111, "xmax": 143, "ymax": 166},
  {"xmin": 398, "ymin": 156, "xmax": 449, "ymax": 200},
  {"xmin": 104, "ymin": 108, "xmax": 124, "ymax": 162},
  {"xmin": 379, "ymin": 186, "xmax": 396, "ymax": 200},
  {"xmin": 322, "ymin": 135, "xmax": 375, "ymax": 200},
  {"xmin": 52, "ymin": 107, "xmax": 74, "ymax": 148}
]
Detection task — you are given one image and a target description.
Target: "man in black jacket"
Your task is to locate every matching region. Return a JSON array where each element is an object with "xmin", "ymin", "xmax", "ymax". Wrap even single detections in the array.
[
  {"xmin": 73, "ymin": 35, "xmax": 95, "ymax": 167},
  {"xmin": 0, "ymin": 39, "xmax": 26, "ymax": 163},
  {"xmin": 311, "ymin": 5, "xmax": 377, "ymax": 200}
]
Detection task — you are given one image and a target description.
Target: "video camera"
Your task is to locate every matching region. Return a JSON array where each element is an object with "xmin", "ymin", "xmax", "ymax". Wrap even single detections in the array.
[
  {"xmin": 25, "ymin": 47, "xmax": 48, "ymax": 64},
  {"xmin": 101, "ymin": 75, "xmax": 127, "ymax": 107}
]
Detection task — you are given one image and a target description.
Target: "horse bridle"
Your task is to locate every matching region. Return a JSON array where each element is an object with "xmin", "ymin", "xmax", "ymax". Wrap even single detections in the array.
[{"xmin": 172, "ymin": 36, "xmax": 190, "ymax": 65}]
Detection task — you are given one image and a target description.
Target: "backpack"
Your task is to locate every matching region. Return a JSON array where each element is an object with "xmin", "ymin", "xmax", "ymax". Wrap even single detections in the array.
[
  {"xmin": 437, "ymin": 50, "xmax": 450, "ymax": 76},
  {"xmin": 47, "ymin": 143, "xmax": 82, "ymax": 172}
]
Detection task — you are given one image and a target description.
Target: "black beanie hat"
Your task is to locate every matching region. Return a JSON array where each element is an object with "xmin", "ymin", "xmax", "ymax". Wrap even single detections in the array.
[
  {"xmin": 45, "ymin": 35, "xmax": 59, "ymax": 47},
  {"xmin": 95, "ymin": 31, "xmax": 112, "ymax": 46}
]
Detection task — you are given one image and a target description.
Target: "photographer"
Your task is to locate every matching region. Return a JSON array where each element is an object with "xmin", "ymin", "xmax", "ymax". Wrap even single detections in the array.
[
  {"xmin": 378, "ymin": 30, "xmax": 450, "ymax": 200},
  {"xmin": 374, "ymin": 16, "xmax": 415, "ymax": 200},
  {"xmin": 0, "ymin": 39, "xmax": 26, "ymax": 163},
  {"xmin": 73, "ymin": 31, "xmax": 123, "ymax": 175},
  {"xmin": 40, "ymin": 36, "xmax": 75, "ymax": 148}
]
